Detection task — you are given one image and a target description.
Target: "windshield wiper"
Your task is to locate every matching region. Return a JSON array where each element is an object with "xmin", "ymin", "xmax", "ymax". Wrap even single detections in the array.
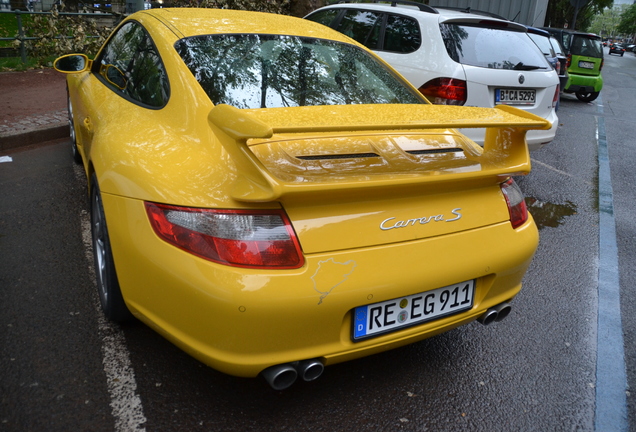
[{"xmin": 513, "ymin": 62, "xmax": 543, "ymax": 70}]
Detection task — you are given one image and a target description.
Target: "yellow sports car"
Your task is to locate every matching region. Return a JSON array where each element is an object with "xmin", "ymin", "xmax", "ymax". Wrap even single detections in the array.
[{"xmin": 55, "ymin": 8, "xmax": 547, "ymax": 390}]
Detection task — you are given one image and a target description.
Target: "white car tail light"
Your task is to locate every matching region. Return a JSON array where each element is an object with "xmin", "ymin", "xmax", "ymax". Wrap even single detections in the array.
[
  {"xmin": 418, "ymin": 78, "xmax": 467, "ymax": 105},
  {"xmin": 500, "ymin": 178, "xmax": 528, "ymax": 229},
  {"xmin": 552, "ymin": 83, "xmax": 560, "ymax": 108},
  {"xmin": 146, "ymin": 203, "xmax": 304, "ymax": 269}
]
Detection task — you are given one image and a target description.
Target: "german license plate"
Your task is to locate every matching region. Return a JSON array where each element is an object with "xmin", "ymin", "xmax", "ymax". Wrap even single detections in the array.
[
  {"xmin": 495, "ymin": 89, "xmax": 536, "ymax": 105},
  {"xmin": 579, "ymin": 60, "xmax": 595, "ymax": 69},
  {"xmin": 352, "ymin": 280, "xmax": 475, "ymax": 341}
]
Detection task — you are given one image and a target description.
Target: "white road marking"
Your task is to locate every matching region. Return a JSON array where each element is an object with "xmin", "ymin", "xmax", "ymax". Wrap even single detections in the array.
[{"xmin": 75, "ymin": 165, "xmax": 147, "ymax": 432}]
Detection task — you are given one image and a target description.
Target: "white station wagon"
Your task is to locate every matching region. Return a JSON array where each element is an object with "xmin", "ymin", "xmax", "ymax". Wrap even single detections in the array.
[{"xmin": 306, "ymin": 1, "xmax": 560, "ymax": 150}]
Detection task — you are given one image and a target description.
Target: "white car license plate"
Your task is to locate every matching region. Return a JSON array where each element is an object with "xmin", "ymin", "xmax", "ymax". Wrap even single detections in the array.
[
  {"xmin": 495, "ymin": 89, "xmax": 537, "ymax": 105},
  {"xmin": 352, "ymin": 280, "xmax": 475, "ymax": 340},
  {"xmin": 579, "ymin": 60, "xmax": 595, "ymax": 69},
  {"xmin": 495, "ymin": 88, "xmax": 536, "ymax": 105}
]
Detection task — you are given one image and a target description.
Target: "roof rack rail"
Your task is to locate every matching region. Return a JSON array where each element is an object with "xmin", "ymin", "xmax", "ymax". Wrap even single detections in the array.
[
  {"xmin": 336, "ymin": 0, "xmax": 438, "ymax": 13},
  {"xmin": 432, "ymin": 6, "xmax": 507, "ymax": 20}
]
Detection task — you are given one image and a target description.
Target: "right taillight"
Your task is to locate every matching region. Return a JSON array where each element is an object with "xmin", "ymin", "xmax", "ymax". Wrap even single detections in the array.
[
  {"xmin": 418, "ymin": 78, "xmax": 467, "ymax": 105},
  {"xmin": 500, "ymin": 178, "xmax": 528, "ymax": 229}
]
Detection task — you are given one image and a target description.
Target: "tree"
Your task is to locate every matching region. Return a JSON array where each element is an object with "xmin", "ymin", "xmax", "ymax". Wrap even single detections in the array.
[
  {"xmin": 544, "ymin": 0, "xmax": 613, "ymax": 31},
  {"xmin": 617, "ymin": 3, "xmax": 636, "ymax": 37},
  {"xmin": 588, "ymin": 4, "xmax": 628, "ymax": 38}
]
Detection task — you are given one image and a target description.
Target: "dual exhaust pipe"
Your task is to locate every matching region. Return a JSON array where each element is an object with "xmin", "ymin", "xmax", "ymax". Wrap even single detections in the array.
[
  {"xmin": 261, "ymin": 358, "xmax": 324, "ymax": 390},
  {"xmin": 477, "ymin": 302, "xmax": 512, "ymax": 325},
  {"xmin": 263, "ymin": 303, "xmax": 511, "ymax": 389}
]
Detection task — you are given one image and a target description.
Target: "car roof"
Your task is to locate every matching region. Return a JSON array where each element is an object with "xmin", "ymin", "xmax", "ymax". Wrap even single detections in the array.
[
  {"xmin": 527, "ymin": 26, "xmax": 550, "ymax": 37},
  {"xmin": 132, "ymin": 7, "xmax": 354, "ymax": 42},
  {"xmin": 312, "ymin": 2, "xmax": 528, "ymax": 32}
]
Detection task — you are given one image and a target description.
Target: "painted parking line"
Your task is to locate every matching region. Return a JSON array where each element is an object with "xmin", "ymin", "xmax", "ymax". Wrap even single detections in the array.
[
  {"xmin": 75, "ymin": 165, "xmax": 147, "ymax": 432},
  {"xmin": 595, "ymin": 97, "xmax": 628, "ymax": 432}
]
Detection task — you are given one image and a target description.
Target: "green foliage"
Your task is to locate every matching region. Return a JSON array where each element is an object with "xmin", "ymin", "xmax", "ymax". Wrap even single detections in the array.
[
  {"xmin": 617, "ymin": 3, "xmax": 636, "ymax": 36},
  {"xmin": 588, "ymin": 4, "xmax": 632, "ymax": 38},
  {"xmin": 544, "ymin": 0, "xmax": 613, "ymax": 31},
  {"xmin": 22, "ymin": 9, "xmax": 112, "ymax": 59}
]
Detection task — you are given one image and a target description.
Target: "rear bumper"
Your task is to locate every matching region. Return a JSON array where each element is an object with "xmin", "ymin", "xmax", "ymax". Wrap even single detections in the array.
[
  {"xmin": 565, "ymin": 73, "xmax": 603, "ymax": 93},
  {"xmin": 104, "ymin": 193, "xmax": 539, "ymax": 377}
]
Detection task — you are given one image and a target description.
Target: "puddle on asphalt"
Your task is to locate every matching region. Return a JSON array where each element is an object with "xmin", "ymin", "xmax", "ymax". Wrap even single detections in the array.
[{"xmin": 525, "ymin": 197, "xmax": 577, "ymax": 230}]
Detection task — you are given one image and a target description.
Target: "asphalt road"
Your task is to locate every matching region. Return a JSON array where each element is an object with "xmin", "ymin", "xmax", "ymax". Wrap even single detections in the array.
[{"xmin": 1, "ymin": 49, "xmax": 635, "ymax": 431}]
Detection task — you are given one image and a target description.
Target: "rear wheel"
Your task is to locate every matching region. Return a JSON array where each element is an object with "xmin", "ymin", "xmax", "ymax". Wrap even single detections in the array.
[
  {"xmin": 91, "ymin": 174, "xmax": 133, "ymax": 322},
  {"xmin": 68, "ymin": 92, "xmax": 82, "ymax": 164},
  {"xmin": 575, "ymin": 90, "xmax": 599, "ymax": 103}
]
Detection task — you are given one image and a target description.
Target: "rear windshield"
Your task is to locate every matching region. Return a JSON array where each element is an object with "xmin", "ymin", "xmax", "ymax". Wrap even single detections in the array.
[
  {"xmin": 440, "ymin": 23, "xmax": 550, "ymax": 70},
  {"xmin": 570, "ymin": 35, "xmax": 603, "ymax": 57},
  {"xmin": 528, "ymin": 33, "xmax": 555, "ymax": 57},
  {"xmin": 175, "ymin": 34, "xmax": 424, "ymax": 109}
]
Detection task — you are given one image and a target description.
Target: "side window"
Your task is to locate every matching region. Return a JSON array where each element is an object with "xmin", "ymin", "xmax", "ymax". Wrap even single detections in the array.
[
  {"xmin": 305, "ymin": 9, "xmax": 341, "ymax": 27},
  {"xmin": 336, "ymin": 9, "xmax": 383, "ymax": 50},
  {"xmin": 94, "ymin": 21, "xmax": 169, "ymax": 107},
  {"xmin": 383, "ymin": 14, "xmax": 420, "ymax": 53}
]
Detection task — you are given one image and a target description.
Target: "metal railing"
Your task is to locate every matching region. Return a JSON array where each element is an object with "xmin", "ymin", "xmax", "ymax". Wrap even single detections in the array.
[{"xmin": 0, "ymin": 10, "xmax": 114, "ymax": 63}]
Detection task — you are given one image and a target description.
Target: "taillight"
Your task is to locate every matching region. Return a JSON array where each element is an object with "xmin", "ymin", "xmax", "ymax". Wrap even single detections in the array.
[
  {"xmin": 145, "ymin": 203, "xmax": 304, "ymax": 269},
  {"xmin": 566, "ymin": 54, "xmax": 571, "ymax": 69},
  {"xmin": 552, "ymin": 84, "xmax": 560, "ymax": 108},
  {"xmin": 555, "ymin": 60, "xmax": 561, "ymax": 75},
  {"xmin": 500, "ymin": 178, "xmax": 528, "ymax": 229},
  {"xmin": 418, "ymin": 78, "xmax": 467, "ymax": 105}
]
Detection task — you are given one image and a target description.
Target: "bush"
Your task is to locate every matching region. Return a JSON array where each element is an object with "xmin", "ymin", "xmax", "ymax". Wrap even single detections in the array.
[{"xmin": 21, "ymin": 9, "xmax": 112, "ymax": 59}]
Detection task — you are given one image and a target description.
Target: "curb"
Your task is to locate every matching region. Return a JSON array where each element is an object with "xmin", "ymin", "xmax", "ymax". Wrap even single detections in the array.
[{"xmin": 0, "ymin": 123, "xmax": 68, "ymax": 152}]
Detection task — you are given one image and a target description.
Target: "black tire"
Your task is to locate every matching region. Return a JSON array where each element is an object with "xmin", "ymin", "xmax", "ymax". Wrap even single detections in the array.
[
  {"xmin": 68, "ymin": 90, "xmax": 82, "ymax": 165},
  {"xmin": 621, "ymin": 53, "xmax": 624, "ymax": 57},
  {"xmin": 575, "ymin": 90, "xmax": 599, "ymax": 103},
  {"xmin": 91, "ymin": 174, "xmax": 133, "ymax": 322}
]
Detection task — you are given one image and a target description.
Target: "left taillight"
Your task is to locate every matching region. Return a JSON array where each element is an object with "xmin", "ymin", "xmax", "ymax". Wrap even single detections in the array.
[
  {"xmin": 552, "ymin": 83, "xmax": 560, "ymax": 108},
  {"xmin": 145, "ymin": 203, "xmax": 304, "ymax": 269},
  {"xmin": 500, "ymin": 178, "xmax": 528, "ymax": 229}
]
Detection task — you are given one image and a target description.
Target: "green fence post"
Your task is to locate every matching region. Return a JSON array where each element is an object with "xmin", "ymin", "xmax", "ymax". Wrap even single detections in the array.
[{"xmin": 16, "ymin": 11, "xmax": 26, "ymax": 64}]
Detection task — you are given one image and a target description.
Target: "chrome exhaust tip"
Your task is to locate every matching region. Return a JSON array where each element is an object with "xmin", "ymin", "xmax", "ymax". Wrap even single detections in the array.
[
  {"xmin": 296, "ymin": 359, "xmax": 324, "ymax": 382},
  {"xmin": 493, "ymin": 302, "xmax": 512, "ymax": 322},
  {"xmin": 477, "ymin": 308, "xmax": 498, "ymax": 325},
  {"xmin": 477, "ymin": 302, "xmax": 512, "ymax": 325},
  {"xmin": 261, "ymin": 364, "xmax": 298, "ymax": 391}
]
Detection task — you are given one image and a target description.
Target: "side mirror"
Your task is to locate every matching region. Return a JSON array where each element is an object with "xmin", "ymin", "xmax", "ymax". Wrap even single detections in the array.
[
  {"xmin": 103, "ymin": 65, "xmax": 128, "ymax": 90},
  {"xmin": 54, "ymin": 54, "xmax": 90, "ymax": 73}
]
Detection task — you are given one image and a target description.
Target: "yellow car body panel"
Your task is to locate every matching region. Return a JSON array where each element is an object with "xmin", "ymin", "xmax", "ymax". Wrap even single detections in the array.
[
  {"xmin": 102, "ymin": 192, "xmax": 537, "ymax": 377},
  {"xmin": 55, "ymin": 8, "xmax": 546, "ymax": 380}
]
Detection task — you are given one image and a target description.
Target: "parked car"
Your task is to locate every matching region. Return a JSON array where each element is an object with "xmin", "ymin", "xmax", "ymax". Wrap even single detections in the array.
[
  {"xmin": 543, "ymin": 28, "xmax": 603, "ymax": 102},
  {"xmin": 54, "ymin": 7, "xmax": 545, "ymax": 390},
  {"xmin": 527, "ymin": 27, "xmax": 567, "ymax": 98},
  {"xmin": 306, "ymin": 1, "xmax": 559, "ymax": 151},
  {"xmin": 609, "ymin": 43, "xmax": 626, "ymax": 56}
]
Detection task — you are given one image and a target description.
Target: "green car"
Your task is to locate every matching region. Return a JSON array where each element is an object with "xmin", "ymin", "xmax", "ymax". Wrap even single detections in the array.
[{"xmin": 543, "ymin": 28, "xmax": 603, "ymax": 102}]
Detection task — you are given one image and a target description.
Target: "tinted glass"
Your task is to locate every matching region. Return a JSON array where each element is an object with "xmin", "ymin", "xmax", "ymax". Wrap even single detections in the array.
[
  {"xmin": 175, "ymin": 34, "xmax": 423, "ymax": 109},
  {"xmin": 528, "ymin": 33, "xmax": 555, "ymax": 57},
  {"xmin": 383, "ymin": 14, "xmax": 420, "ymax": 53},
  {"xmin": 441, "ymin": 23, "xmax": 550, "ymax": 70},
  {"xmin": 549, "ymin": 37, "xmax": 564, "ymax": 56},
  {"xmin": 570, "ymin": 35, "xmax": 603, "ymax": 57},
  {"xmin": 337, "ymin": 9, "xmax": 382, "ymax": 50},
  {"xmin": 96, "ymin": 21, "xmax": 169, "ymax": 107},
  {"xmin": 305, "ymin": 9, "xmax": 340, "ymax": 27}
]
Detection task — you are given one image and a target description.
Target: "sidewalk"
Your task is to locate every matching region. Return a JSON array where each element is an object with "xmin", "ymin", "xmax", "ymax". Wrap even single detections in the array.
[{"xmin": 0, "ymin": 68, "xmax": 69, "ymax": 152}]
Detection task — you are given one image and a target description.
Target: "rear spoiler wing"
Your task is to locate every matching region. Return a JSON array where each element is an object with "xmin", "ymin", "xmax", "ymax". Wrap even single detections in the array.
[{"xmin": 208, "ymin": 103, "xmax": 550, "ymax": 202}]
